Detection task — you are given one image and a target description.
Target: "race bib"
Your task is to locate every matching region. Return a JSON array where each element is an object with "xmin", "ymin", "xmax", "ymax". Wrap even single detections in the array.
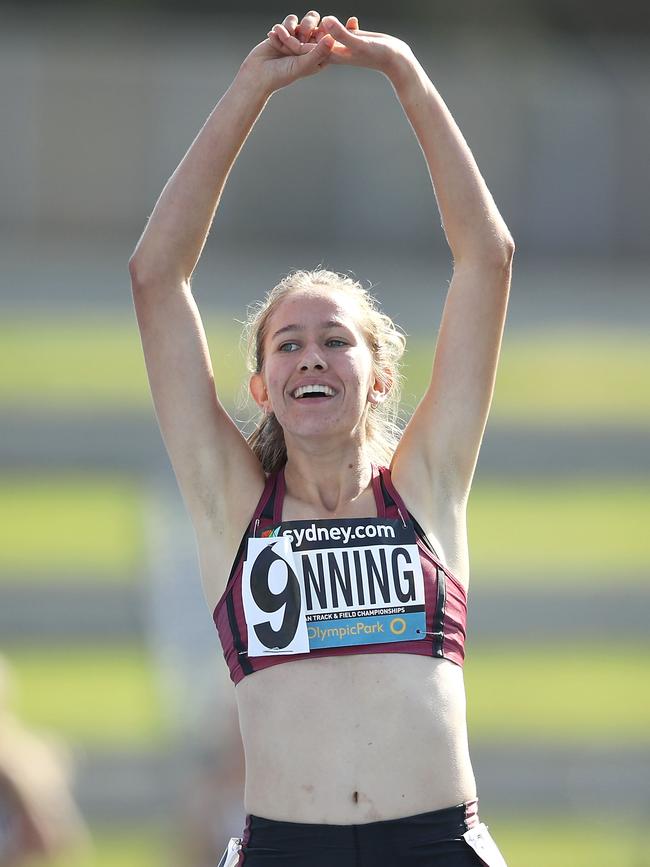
[
  {"xmin": 243, "ymin": 518, "xmax": 426, "ymax": 657},
  {"xmin": 242, "ymin": 535, "xmax": 311, "ymax": 656},
  {"xmin": 217, "ymin": 836, "xmax": 242, "ymax": 867},
  {"xmin": 463, "ymin": 823, "xmax": 508, "ymax": 867}
]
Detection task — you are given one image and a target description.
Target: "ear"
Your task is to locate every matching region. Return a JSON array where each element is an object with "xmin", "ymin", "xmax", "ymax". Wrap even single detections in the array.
[
  {"xmin": 368, "ymin": 368, "xmax": 392, "ymax": 407},
  {"xmin": 250, "ymin": 372, "xmax": 271, "ymax": 413}
]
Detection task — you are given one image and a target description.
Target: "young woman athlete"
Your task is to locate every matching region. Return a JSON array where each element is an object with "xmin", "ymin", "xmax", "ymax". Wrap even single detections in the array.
[{"xmin": 129, "ymin": 11, "xmax": 514, "ymax": 866}]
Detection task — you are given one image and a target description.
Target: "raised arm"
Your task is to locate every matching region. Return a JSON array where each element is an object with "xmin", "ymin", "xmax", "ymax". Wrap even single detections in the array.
[
  {"xmin": 315, "ymin": 17, "xmax": 515, "ymax": 507},
  {"xmin": 127, "ymin": 16, "xmax": 337, "ymax": 538},
  {"xmin": 387, "ymin": 50, "xmax": 515, "ymax": 503}
]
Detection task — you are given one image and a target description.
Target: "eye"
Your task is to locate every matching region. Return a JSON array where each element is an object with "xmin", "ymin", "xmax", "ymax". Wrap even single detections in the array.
[
  {"xmin": 278, "ymin": 341, "xmax": 300, "ymax": 352},
  {"xmin": 326, "ymin": 338, "xmax": 347, "ymax": 348}
]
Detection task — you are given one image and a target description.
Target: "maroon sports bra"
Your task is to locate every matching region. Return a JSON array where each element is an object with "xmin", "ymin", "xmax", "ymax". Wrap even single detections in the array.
[{"xmin": 213, "ymin": 465, "xmax": 467, "ymax": 685}]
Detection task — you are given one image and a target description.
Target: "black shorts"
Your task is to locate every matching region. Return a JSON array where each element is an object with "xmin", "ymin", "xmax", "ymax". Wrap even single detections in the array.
[{"xmin": 227, "ymin": 800, "xmax": 506, "ymax": 866}]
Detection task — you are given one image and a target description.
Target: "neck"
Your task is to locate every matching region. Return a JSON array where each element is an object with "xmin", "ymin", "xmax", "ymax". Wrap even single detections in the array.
[{"xmin": 283, "ymin": 445, "xmax": 373, "ymax": 514}]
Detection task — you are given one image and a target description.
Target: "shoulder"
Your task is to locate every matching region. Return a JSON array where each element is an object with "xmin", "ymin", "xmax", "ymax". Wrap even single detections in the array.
[
  {"xmin": 385, "ymin": 459, "xmax": 471, "ymax": 588},
  {"xmin": 388, "ymin": 448, "xmax": 467, "ymax": 524}
]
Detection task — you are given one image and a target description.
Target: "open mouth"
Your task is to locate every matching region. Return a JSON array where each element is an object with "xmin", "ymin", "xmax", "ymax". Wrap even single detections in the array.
[{"xmin": 291, "ymin": 384, "xmax": 336, "ymax": 400}]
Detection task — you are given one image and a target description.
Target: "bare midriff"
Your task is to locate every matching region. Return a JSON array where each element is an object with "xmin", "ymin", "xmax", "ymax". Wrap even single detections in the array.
[{"xmin": 235, "ymin": 651, "xmax": 476, "ymax": 824}]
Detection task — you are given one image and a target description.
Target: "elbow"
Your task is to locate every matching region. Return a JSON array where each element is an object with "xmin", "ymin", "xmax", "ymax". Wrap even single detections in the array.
[
  {"xmin": 128, "ymin": 255, "xmax": 144, "ymax": 290},
  {"xmin": 128, "ymin": 254, "xmax": 188, "ymax": 292},
  {"xmin": 455, "ymin": 236, "xmax": 515, "ymax": 271},
  {"xmin": 488, "ymin": 230, "xmax": 516, "ymax": 267},
  {"xmin": 502, "ymin": 233, "xmax": 516, "ymax": 260},
  {"xmin": 128, "ymin": 260, "xmax": 192, "ymax": 310},
  {"xmin": 128, "ymin": 254, "xmax": 161, "ymax": 290},
  {"xmin": 128, "ymin": 255, "xmax": 163, "ymax": 293},
  {"xmin": 497, "ymin": 236, "xmax": 516, "ymax": 270}
]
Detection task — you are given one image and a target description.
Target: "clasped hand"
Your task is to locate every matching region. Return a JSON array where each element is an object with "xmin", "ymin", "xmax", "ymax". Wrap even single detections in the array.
[{"xmin": 240, "ymin": 11, "xmax": 413, "ymax": 95}]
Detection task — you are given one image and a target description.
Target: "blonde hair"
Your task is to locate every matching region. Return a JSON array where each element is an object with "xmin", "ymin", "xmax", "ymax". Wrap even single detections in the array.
[{"xmin": 242, "ymin": 268, "xmax": 407, "ymax": 474}]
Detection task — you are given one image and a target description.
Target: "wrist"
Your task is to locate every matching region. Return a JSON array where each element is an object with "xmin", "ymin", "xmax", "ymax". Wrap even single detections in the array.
[
  {"xmin": 383, "ymin": 48, "xmax": 425, "ymax": 94},
  {"xmin": 233, "ymin": 63, "xmax": 275, "ymax": 104}
]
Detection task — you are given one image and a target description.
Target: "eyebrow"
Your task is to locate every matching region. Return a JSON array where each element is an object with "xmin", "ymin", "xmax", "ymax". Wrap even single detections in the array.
[{"xmin": 271, "ymin": 320, "xmax": 348, "ymax": 341}]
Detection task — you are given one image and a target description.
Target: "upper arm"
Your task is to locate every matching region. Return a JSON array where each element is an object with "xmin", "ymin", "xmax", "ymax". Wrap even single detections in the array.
[
  {"xmin": 393, "ymin": 249, "xmax": 514, "ymax": 507},
  {"xmin": 130, "ymin": 269, "xmax": 265, "ymax": 530}
]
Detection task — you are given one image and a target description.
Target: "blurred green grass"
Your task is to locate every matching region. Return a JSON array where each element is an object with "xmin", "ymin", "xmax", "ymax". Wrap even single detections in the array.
[
  {"xmin": 468, "ymin": 479, "xmax": 649, "ymax": 583},
  {"xmin": 404, "ymin": 328, "xmax": 650, "ymax": 425},
  {"xmin": 2, "ymin": 645, "xmax": 168, "ymax": 746},
  {"xmin": 1, "ymin": 316, "xmax": 649, "ymax": 424},
  {"xmin": 0, "ymin": 314, "xmax": 241, "ymax": 411},
  {"xmin": 1, "ymin": 475, "xmax": 647, "ymax": 583},
  {"xmin": 0, "ymin": 474, "xmax": 144, "ymax": 578},
  {"xmin": 488, "ymin": 815, "xmax": 648, "ymax": 867},
  {"xmin": 25, "ymin": 825, "xmax": 167, "ymax": 867},
  {"xmin": 465, "ymin": 643, "xmax": 650, "ymax": 744}
]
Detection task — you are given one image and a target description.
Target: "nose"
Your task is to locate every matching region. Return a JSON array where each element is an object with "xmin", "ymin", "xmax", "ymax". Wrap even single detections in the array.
[{"xmin": 299, "ymin": 345, "xmax": 327, "ymax": 371}]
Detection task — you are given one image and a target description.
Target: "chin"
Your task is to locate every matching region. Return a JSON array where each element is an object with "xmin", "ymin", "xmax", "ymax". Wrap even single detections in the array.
[{"xmin": 280, "ymin": 411, "xmax": 347, "ymax": 442}]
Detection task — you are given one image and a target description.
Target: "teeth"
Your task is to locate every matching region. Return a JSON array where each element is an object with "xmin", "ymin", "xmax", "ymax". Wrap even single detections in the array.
[{"xmin": 293, "ymin": 384, "xmax": 335, "ymax": 398}]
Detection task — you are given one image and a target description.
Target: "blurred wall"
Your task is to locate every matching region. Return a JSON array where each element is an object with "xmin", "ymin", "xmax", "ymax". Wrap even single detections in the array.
[{"xmin": 1, "ymin": 13, "xmax": 649, "ymax": 257}]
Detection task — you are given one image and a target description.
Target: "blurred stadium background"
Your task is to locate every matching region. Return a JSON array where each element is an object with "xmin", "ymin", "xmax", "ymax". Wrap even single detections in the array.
[{"xmin": 0, "ymin": 1, "xmax": 648, "ymax": 865}]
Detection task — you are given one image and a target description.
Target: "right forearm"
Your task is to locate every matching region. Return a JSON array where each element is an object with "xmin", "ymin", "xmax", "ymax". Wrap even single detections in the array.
[{"xmin": 130, "ymin": 71, "xmax": 271, "ymax": 285}]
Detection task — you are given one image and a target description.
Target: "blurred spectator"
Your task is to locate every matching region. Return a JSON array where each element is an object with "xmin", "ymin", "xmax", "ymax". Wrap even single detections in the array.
[
  {"xmin": 0, "ymin": 655, "xmax": 90, "ymax": 866},
  {"xmin": 176, "ymin": 692, "xmax": 245, "ymax": 867}
]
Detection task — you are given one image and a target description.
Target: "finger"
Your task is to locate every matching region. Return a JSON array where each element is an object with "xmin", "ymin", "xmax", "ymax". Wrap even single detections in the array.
[
  {"xmin": 298, "ymin": 32, "xmax": 334, "ymax": 70},
  {"xmin": 296, "ymin": 9, "xmax": 320, "ymax": 42},
  {"xmin": 272, "ymin": 23, "xmax": 304, "ymax": 52},
  {"xmin": 314, "ymin": 16, "xmax": 358, "ymax": 41},
  {"xmin": 267, "ymin": 31, "xmax": 291, "ymax": 54},
  {"xmin": 282, "ymin": 13, "xmax": 299, "ymax": 35},
  {"xmin": 320, "ymin": 15, "xmax": 360, "ymax": 45}
]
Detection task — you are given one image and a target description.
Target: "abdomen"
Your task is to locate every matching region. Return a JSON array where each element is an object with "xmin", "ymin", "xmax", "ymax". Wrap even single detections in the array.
[{"xmin": 235, "ymin": 652, "xmax": 476, "ymax": 824}]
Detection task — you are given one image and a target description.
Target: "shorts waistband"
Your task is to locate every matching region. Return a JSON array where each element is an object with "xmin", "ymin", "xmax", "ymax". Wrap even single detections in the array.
[{"xmin": 246, "ymin": 798, "xmax": 479, "ymax": 847}]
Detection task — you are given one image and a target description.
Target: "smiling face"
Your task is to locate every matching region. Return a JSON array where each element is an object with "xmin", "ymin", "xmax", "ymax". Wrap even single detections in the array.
[{"xmin": 250, "ymin": 288, "xmax": 387, "ymax": 451}]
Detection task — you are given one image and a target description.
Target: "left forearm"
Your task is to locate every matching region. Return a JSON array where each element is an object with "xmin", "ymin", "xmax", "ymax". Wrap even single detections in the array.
[{"xmin": 386, "ymin": 51, "xmax": 514, "ymax": 263}]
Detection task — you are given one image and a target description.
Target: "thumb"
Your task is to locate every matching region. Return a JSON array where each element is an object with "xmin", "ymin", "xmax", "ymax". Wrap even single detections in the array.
[
  {"xmin": 299, "ymin": 32, "xmax": 335, "ymax": 69},
  {"xmin": 321, "ymin": 15, "xmax": 358, "ymax": 44}
]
